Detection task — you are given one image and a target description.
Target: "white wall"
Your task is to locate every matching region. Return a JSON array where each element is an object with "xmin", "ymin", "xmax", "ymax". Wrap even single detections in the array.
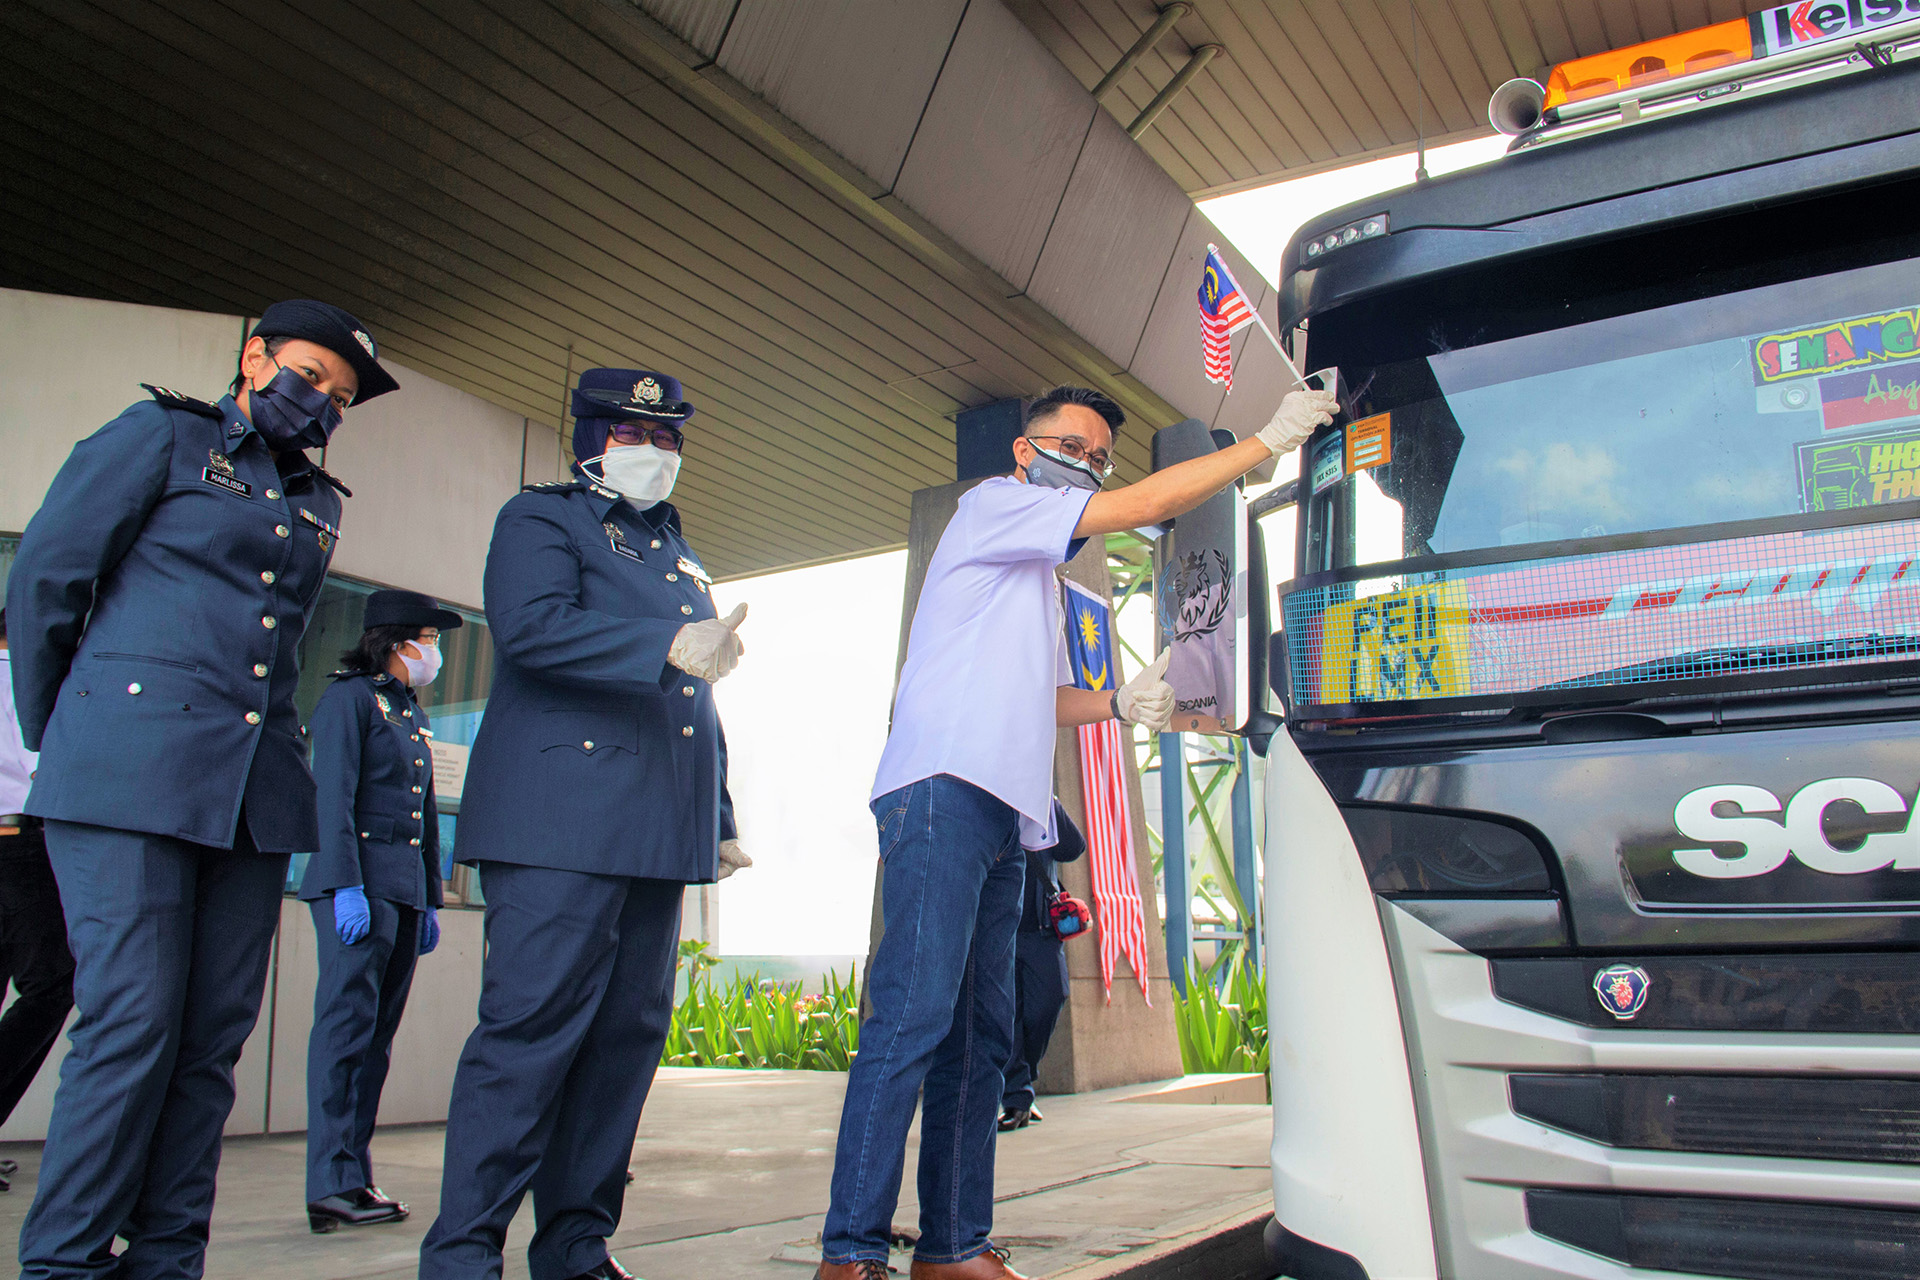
[{"xmin": 0, "ymin": 288, "xmax": 245, "ymax": 535}]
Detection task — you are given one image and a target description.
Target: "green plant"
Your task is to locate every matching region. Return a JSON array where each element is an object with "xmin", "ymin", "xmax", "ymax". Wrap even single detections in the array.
[
  {"xmin": 1172, "ymin": 953, "xmax": 1269, "ymax": 1085},
  {"xmin": 665, "ymin": 955, "xmax": 861, "ymax": 1071}
]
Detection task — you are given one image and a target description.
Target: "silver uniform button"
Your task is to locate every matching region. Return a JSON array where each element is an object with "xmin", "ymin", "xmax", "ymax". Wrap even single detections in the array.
[
  {"xmin": 360, "ymin": 831, "xmax": 370, "ymax": 839},
  {"xmin": 260, "ymin": 570, "xmax": 276, "ymax": 584},
  {"xmin": 403, "ymin": 708, "xmax": 412, "ymax": 717},
  {"xmin": 411, "ymin": 785, "xmax": 422, "ymax": 795},
  {"xmin": 409, "ymin": 838, "xmax": 421, "ymax": 847},
  {"xmin": 411, "ymin": 811, "xmax": 422, "ymax": 820},
  {"xmin": 252, "ymin": 664, "xmax": 268, "ymax": 677},
  {"xmin": 680, "ymin": 604, "xmax": 693, "ymax": 615},
  {"xmin": 682, "ymin": 686, "xmax": 694, "ymax": 697},
  {"xmin": 262, "ymin": 616, "xmax": 277, "ymax": 629},
  {"xmin": 414, "ymin": 758, "xmax": 424, "ymax": 767},
  {"xmin": 265, "ymin": 488, "xmax": 280, "ymax": 500},
  {"xmin": 650, "ymin": 540, "xmax": 661, "ymax": 549},
  {"xmin": 666, "ymin": 573, "xmax": 678, "ymax": 582},
  {"xmin": 245, "ymin": 711, "xmax": 262, "ymax": 725},
  {"xmin": 681, "ymin": 725, "xmax": 694, "ymax": 738},
  {"xmin": 583, "ymin": 740, "xmax": 595, "ymax": 750},
  {"xmin": 127, "ymin": 683, "xmax": 142, "ymax": 695},
  {"xmin": 274, "ymin": 525, "xmax": 289, "ymax": 538}
]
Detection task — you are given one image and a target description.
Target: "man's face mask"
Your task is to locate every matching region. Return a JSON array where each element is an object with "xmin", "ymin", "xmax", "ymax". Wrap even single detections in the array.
[
  {"xmin": 1023, "ymin": 443, "xmax": 1103, "ymax": 492},
  {"xmin": 248, "ymin": 359, "xmax": 344, "ymax": 451}
]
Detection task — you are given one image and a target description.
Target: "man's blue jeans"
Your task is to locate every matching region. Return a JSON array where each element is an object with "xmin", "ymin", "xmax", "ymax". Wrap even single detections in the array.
[{"xmin": 824, "ymin": 775, "xmax": 1026, "ymax": 1266}]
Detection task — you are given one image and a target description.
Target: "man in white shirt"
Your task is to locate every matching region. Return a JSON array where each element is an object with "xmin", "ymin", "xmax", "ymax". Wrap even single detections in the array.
[
  {"xmin": 0, "ymin": 607, "xmax": 73, "ymax": 1172},
  {"xmin": 818, "ymin": 383, "xmax": 1338, "ymax": 1280}
]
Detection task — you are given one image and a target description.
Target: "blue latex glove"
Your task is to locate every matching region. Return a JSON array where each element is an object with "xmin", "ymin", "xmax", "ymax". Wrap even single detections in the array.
[
  {"xmin": 419, "ymin": 908, "xmax": 440, "ymax": 956},
  {"xmin": 333, "ymin": 886, "xmax": 371, "ymax": 945}
]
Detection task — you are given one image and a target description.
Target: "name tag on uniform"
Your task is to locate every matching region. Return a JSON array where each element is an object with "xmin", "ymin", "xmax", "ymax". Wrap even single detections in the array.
[
  {"xmin": 202, "ymin": 450, "xmax": 252, "ymax": 497},
  {"xmin": 605, "ymin": 522, "xmax": 643, "ymax": 561},
  {"xmin": 676, "ymin": 556, "xmax": 712, "ymax": 585}
]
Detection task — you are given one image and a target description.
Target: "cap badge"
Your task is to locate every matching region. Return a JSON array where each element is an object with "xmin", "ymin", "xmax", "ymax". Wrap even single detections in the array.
[
  {"xmin": 633, "ymin": 377, "xmax": 663, "ymax": 405},
  {"xmin": 208, "ymin": 449, "xmax": 236, "ymax": 476},
  {"xmin": 1593, "ymin": 964, "xmax": 1651, "ymax": 1021},
  {"xmin": 353, "ymin": 330, "xmax": 376, "ymax": 357}
]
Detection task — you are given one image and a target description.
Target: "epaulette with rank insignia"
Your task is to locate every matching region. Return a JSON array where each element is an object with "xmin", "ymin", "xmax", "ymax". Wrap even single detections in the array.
[
  {"xmin": 522, "ymin": 480, "xmax": 585, "ymax": 493},
  {"xmin": 313, "ymin": 463, "xmax": 353, "ymax": 498},
  {"xmin": 141, "ymin": 383, "xmax": 222, "ymax": 418}
]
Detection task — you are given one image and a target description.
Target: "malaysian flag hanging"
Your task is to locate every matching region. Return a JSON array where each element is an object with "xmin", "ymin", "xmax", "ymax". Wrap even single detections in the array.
[
  {"xmin": 1063, "ymin": 578, "xmax": 1152, "ymax": 1006},
  {"xmin": 1198, "ymin": 245, "xmax": 1255, "ymax": 391}
]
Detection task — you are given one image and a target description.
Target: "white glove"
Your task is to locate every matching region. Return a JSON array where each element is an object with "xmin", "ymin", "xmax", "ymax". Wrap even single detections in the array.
[
  {"xmin": 717, "ymin": 838, "xmax": 753, "ymax": 880},
  {"xmin": 1115, "ymin": 649, "xmax": 1175, "ymax": 732},
  {"xmin": 668, "ymin": 603, "xmax": 748, "ymax": 682},
  {"xmin": 1257, "ymin": 388, "xmax": 1340, "ymax": 456}
]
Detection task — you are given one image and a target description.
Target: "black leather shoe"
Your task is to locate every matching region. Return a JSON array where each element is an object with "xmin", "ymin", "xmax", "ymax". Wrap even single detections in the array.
[
  {"xmin": 307, "ymin": 1187, "xmax": 409, "ymax": 1233},
  {"xmin": 997, "ymin": 1106, "xmax": 1032, "ymax": 1132},
  {"xmin": 1026, "ymin": 1103, "xmax": 1043, "ymax": 1123},
  {"xmin": 568, "ymin": 1259, "xmax": 637, "ymax": 1280}
]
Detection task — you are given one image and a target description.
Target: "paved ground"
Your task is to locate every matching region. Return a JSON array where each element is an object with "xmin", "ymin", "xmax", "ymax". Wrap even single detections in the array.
[{"xmin": 0, "ymin": 1068, "xmax": 1273, "ymax": 1279}]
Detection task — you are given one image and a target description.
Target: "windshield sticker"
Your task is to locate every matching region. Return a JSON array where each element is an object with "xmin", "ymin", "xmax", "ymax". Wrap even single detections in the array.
[
  {"xmin": 1751, "ymin": 307, "xmax": 1920, "ymax": 384},
  {"xmin": 1283, "ymin": 521, "xmax": 1920, "ymax": 707},
  {"xmin": 1799, "ymin": 426, "xmax": 1920, "ymax": 510},
  {"xmin": 1311, "ymin": 432, "xmax": 1345, "ymax": 494},
  {"xmin": 1317, "ymin": 583, "xmax": 1469, "ymax": 703},
  {"xmin": 1346, "ymin": 412, "xmax": 1392, "ymax": 473},
  {"xmin": 1819, "ymin": 359, "xmax": 1920, "ymax": 432}
]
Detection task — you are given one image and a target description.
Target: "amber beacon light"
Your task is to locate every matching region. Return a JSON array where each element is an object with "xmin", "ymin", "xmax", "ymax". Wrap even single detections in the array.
[{"xmin": 1544, "ymin": 19, "xmax": 1755, "ymax": 108}]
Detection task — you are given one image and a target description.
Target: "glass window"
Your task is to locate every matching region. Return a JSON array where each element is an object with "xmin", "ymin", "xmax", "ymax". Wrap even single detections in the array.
[{"xmin": 1305, "ymin": 253, "xmax": 1920, "ymax": 572}]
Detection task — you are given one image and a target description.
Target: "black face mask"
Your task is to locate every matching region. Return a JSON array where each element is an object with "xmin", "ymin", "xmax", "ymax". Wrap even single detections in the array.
[{"xmin": 247, "ymin": 361, "xmax": 344, "ymax": 451}]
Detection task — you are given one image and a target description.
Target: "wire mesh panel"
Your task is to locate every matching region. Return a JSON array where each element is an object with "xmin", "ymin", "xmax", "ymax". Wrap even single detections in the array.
[{"xmin": 1282, "ymin": 517, "xmax": 1920, "ymax": 711}]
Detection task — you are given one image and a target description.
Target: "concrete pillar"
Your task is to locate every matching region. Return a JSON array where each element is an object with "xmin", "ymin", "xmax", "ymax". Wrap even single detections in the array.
[{"xmin": 863, "ymin": 478, "xmax": 1182, "ymax": 1093}]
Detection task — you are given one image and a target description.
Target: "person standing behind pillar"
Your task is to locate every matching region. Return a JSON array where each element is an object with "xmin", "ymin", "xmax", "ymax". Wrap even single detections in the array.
[
  {"xmin": 998, "ymin": 801, "xmax": 1087, "ymax": 1133},
  {"xmin": 5, "ymin": 299, "xmax": 397, "ymax": 1280},
  {"xmin": 300, "ymin": 589, "xmax": 464, "ymax": 1233},
  {"xmin": 419, "ymin": 368, "xmax": 752, "ymax": 1280},
  {"xmin": 818, "ymin": 382, "xmax": 1337, "ymax": 1280},
  {"xmin": 0, "ymin": 607, "xmax": 74, "ymax": 1181}
]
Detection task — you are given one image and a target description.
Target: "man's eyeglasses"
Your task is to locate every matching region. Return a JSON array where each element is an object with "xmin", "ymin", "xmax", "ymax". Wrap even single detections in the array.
[
  {"xmin": 608, "ymin": 423, "xmax": 685, "ymax": 453},
  {"xmin": 1026, "ymin": 435, "xmax": 1115, "ymax": 478}
]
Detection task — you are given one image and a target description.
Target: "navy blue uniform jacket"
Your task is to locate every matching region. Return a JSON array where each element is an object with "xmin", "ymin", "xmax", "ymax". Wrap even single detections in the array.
[
  {"xmin": 298, "ymin": 672, "xmax": 444, "ymax": 910},
  {"xmin": 456, "ymin": 479, "xmax": 736, "ymax": 881},
  {"xmin": 6, "ymin": 390, "xmax": 345, "ymax": 852}
]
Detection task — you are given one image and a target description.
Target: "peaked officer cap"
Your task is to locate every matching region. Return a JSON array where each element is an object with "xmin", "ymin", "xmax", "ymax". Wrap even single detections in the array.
[
  {"xmin": 362, "ymin": 589, "xmax": 463, "ymax": 633},
  {"xmin": 571, "ymin": 368, "xmax": 695, "ymax": 463},
  {"xmin": 252, "ymin": 300, "xmax": 401, "ymax": 403}
]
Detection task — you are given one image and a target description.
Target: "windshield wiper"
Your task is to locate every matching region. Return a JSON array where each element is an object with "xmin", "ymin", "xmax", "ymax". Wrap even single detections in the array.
[{"xmin": 1540, "ymin": 634, "xmax": 1920, "ymax": 690}]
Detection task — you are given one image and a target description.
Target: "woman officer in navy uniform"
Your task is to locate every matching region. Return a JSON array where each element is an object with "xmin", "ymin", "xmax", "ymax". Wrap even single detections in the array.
[
  {"xmin": 5, "ymin": 300, "xmax": 397, "ymax": 1280},
  {"xmin": 299, "ymin": 589, "xmax": 463, "ymax": 1233},
  {"xmin": 420, "ymin": 368, "xmax": 750, "ymax": 1280}
]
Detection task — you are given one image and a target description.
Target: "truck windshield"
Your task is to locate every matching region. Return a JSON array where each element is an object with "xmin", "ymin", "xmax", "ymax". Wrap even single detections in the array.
[
  {"xmin": 1283, "ymin": 252, "xmax": 1920, "ymax": 712},
  {"xmin": 1305, "ymin": 254, "xmax": 1920, "ymax": 571}
]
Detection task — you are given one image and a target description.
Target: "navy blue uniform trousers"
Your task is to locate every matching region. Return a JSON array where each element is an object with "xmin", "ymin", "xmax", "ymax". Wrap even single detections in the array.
[
  {"xmin": 419, "ymin": 863, "xmax": 681, "ymax": 1280},
  {"xmin": 306, "ymin": 895, "xmax": 420, "ymax": 1202},
  {"xmin": 20, "ymin": 820, "xmax": 286, "ymax": 1280},
  {"xmin": 1001, "ymin": 931, "xmax": 1069, "ymax": 1111}
]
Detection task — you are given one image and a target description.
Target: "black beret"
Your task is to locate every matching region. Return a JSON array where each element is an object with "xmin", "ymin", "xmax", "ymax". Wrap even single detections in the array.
[
  {"xmin": 362, "ymin": 589, "xmax": 463, "ymax": 633},
  {"xmin": 252, "ymin": 300, "xmax": 401, "ymax": 403}
]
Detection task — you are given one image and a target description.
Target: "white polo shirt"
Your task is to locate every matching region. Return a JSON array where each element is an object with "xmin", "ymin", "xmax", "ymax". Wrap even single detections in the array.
[
  {"xmin": 871, "ymin": 476, "xmax": 1094, "ymax": 849},
  {"xmin": 0, "ymin": 652, "xmax": 38, "ymax": 814}
]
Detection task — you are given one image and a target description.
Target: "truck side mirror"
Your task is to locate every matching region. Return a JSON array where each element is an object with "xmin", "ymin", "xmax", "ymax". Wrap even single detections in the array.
[{"xmin": 1149, "ymin": 419, "xmax": 1278, "ymax": 745}]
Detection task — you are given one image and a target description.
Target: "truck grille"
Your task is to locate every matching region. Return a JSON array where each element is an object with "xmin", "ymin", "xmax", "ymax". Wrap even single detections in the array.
[
  {"xmin": 1526, "ymin": 1189, "xmax": 1920, "ymax": 1280},
  {"xmin": 1510, "ymin": 1073, "xmax": 1920, "ymax": 1165}
]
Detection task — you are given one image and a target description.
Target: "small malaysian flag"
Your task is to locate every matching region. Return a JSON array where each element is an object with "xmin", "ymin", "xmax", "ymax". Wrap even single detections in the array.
[{"xmin": 1198, "ymin": 245, "xmax": 1255, "ymax": 390}]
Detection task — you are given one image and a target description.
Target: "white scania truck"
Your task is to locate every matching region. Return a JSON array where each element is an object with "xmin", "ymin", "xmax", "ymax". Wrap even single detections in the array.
[{"xmin": 1216, "ymin": 10, "xmax": 1920, "ymax": 1278}]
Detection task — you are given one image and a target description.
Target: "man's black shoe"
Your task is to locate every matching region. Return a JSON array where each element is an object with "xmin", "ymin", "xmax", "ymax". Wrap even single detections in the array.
[
  {"xmin": 1026, "ymin": 1104, "xmax": 1043, "ymax": 1124},
  {"xmin": 997, "ymin": 1106, "xmax": 1032, "ymax": 1132},
  {"xmin": 307, "ymin": 1187, "xmax": 410, "ymax": 1233},
  {"xmin": 567, "ymin": 1258, "xmax": 637, "ymax": 1280},
  {"xmin": 0, "ymin": 1159, "xmax": 18, "ymax": 1175}
]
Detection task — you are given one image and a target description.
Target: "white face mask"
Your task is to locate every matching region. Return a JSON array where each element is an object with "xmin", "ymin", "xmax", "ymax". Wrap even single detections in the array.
[
  {"xmin": 398, "ymin": 638, "xmax": 442, "ymax": 688},
  {"xmin": 589, "ymin": 442, "xmax": 681, "ymax": 506}
]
